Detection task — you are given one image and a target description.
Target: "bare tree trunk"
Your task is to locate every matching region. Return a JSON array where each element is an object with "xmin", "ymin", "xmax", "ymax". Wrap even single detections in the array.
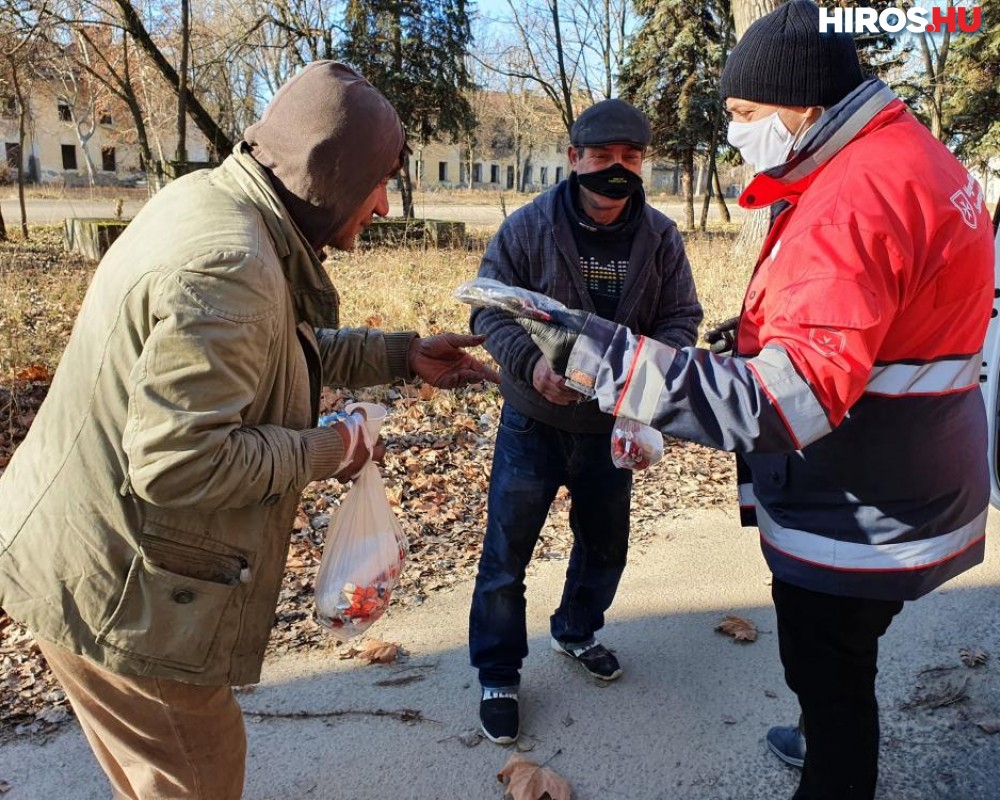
[
  {"xmin": 550, "ymin": 0, "xmax": 575, "ymax": 133},
  {"xmin": 711, "ymin": 12, "xmax": 733, "ymax": 227},
  {"xmin": 699, "ymin": 180, "xmax": 711, "ymax": 231},
  {"xmin": 712, "ymin": 164, "xmax": 731, "ymax": 224},
  {"xmin": 176, "ymin": 0, "xmax": 189, "ymax": 162},
  {"xmin": 114, "ymin": 0, "xmax": 233, "ymax": 158},
  {"xmin": 11, "ymin": 60, "xmax": 28, "ymax": 238},
  {"xmin": 400, "ymin": 152, "xmax": 414, "ymax": 219},
  {"xmin": 733, "ymin": 0, "xmax": 784, "ymax": 37},
  {"xmin": 682, "ymin": 147, "xmax": 695, "ymax": 231}
]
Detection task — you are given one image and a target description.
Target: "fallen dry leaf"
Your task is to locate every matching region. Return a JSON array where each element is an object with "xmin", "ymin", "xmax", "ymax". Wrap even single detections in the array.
[
  {"xmin": 357, "ymin": 640, "xmax": 401, "ymax": 664},
  {"xmin": 0, "ymin": 780, "xmax": 10, "ymax": 794},
  {"xmin": 960, "ymin": 647, "xmax": 989, "ymax": 668},
  {"xmin": 715, "ymin": 615, "xmax": 758, "ymax": 643},
  {"xmin": 13, "ymin": 365, "xmax": 50, "ymax": 382},
  {"xmin": 497, "ymin": 754, "xmax": 572, "ymax": 800}
]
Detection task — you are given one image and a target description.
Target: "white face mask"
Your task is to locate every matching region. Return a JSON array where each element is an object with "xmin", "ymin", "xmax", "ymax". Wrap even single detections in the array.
[{"xmin": 727, "ymin": 112, "xmax": 795, "ymax": 172}]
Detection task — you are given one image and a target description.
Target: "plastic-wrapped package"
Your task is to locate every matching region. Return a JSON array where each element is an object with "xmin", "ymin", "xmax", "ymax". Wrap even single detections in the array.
[
  {"xmin": 611, "ymin": 417, "xmax": 664, "ymax": 471},
  {"xmin": 454, "ymin": 277, "xmax": 569, "ymax": 321},
  {"xmin": 314, "ymin": 461, "xmax": 408, "ymax": 640}
]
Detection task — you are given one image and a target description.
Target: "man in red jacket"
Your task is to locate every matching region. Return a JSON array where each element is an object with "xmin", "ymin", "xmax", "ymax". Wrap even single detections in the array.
[{"xmin": 517, "ymin": 2, "xmax": 994, "ymax": 798}]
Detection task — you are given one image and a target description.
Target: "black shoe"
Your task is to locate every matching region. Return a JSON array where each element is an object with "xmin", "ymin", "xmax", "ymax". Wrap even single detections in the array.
[
  {"xmin": 551, "ymin": 637, "xmax": 622, "ymax": 681},
  {"xmin": 479, "ymin": 687, "xmax": 519, "ymax": 744},
  {"xmin": 766, "ymin": 725, "xmax": 806, "ymax": 768}
]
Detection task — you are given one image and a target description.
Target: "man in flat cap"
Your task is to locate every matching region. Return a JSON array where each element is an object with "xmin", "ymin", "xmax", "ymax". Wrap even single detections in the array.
[
  {"xmin": 0, "ymin": 61, "xmax": 498, "ymax": 798},
  {"xmin": 467, "ymin": 98, "xmax": 702, "ymax": 744},
  {"xmin": 514, "ymin": 2, "xmax": 993, "ymax": 797}
]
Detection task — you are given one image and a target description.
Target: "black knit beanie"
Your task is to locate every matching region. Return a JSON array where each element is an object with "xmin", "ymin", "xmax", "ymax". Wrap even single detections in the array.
[{"xmin": 720, "ymin": 0, "xmax": 865, "ymax": 107}]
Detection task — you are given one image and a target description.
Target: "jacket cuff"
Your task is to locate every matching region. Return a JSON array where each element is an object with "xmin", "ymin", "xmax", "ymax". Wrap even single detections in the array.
[
  {"xmin": 385, "ymin": 332, "xmax": 417, "ymax": 380},
  {"xmin": 565, "ymin": 315, "xmax": 619, "ymax": 396},
  {"xmin": 300, "ymin": 428, "xmax": 346, "ymax": 482}
]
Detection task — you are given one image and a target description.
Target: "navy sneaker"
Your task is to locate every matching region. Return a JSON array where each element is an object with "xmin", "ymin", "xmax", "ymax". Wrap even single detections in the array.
[
  {"xmin": 767, "ymin": 724, "xmax": 806, "ymax": 768},
  {"xmin": 479, "ymin": 687, "xmax": 519, "ymax": 744},
  {"xmin": 551, "ymin": 637, "xmax": 623, "ymax": 681}
]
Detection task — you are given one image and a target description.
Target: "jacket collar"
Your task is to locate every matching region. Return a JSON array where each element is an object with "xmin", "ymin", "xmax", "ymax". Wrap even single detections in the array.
[
  {"xmin": 222, "ymin": 144, "xmax": 340, "ymax": 327},
  {"xmin": 739, "ymin": 78, "xmax": 899, "ymax": 209}
]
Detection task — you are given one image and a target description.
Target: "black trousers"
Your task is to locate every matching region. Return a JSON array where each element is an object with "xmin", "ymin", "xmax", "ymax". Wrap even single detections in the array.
[{"xmin": 772, "ymin": 578, "xmax": 904, "ymax": 800}]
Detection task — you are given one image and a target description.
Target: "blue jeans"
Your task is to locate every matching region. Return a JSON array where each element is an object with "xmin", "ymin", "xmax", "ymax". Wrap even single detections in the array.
[{"xmin": 469, "ymin": 405, "xmax": 632, "ymax": 688}]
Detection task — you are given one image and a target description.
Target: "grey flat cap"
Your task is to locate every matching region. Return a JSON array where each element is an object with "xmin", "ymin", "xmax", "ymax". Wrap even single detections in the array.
[{"xmin": 570, "ymin": 99, "xmax": 652, "ymax": 149}]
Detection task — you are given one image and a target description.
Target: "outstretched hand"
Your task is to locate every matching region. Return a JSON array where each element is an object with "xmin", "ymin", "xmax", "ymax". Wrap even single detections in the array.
[{"xmin": 408, "ymin": 333, "xmax": 501, "ymax": 389}]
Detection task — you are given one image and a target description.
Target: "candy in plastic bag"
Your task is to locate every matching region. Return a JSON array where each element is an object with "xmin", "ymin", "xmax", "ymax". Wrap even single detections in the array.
[
  {"xmin": 453, "ymin": 277, "xmax": 569, "ymax": 321},
  {"xmin": 314, "ymin": 461, "xmax": 408, "ymax": 641},
  {"xmin": 611, "ymin": 417, "xmax": 664, "ymax": 471}
]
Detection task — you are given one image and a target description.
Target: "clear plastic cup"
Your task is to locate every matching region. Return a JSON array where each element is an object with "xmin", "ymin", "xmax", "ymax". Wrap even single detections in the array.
[{"xmin": 345, "ymin": 401, "xmax": 387, "ymax": 439}]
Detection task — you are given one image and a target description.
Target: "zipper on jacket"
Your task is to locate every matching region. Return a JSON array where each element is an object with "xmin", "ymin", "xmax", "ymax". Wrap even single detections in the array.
[{"xmin": 239, "ymin": 557, "xmax": 252, "ymax": 583}]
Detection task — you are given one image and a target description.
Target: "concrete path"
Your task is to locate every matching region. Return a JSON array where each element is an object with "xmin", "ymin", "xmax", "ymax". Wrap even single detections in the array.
[{"xmin": 1, "ymin": 507, "xmax": 998, "ymax": 799}]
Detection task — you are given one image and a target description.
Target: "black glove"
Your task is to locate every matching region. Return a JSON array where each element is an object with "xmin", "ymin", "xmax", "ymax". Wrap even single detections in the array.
[
  {"xmin": 517, "ymin": 308, "xmax": 592, "ymax": 374},
  {"xmin": 704, "ymin": 316, "xmax": 739, "ymax": 355}
]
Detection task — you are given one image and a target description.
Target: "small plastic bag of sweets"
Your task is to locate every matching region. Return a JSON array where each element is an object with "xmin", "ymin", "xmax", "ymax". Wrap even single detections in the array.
[
  {"xmin": 314, "ymin": 460, "xmax": 408, "ymax": 641},
  {"xmin": 453, "ymin": 277, "xmax": 569, "ymax": 322},
  {"xmin": 610, "ymin": 417, "xmax": 664, "ymax": 471}
]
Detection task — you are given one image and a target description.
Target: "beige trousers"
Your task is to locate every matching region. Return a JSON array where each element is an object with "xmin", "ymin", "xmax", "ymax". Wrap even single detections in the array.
[{"xmin": 37, "ymin": 639, "xmax": 246, "ymax": 800}]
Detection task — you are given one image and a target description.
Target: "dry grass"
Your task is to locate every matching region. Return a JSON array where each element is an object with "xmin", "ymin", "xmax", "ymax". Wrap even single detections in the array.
[
  {"xmin": 0, "ymin": 222, "xmax": 751, "ymax": 379},
  {"xmin": 0, "ymin": 227, "xmax": 93, "ymax": 377}
]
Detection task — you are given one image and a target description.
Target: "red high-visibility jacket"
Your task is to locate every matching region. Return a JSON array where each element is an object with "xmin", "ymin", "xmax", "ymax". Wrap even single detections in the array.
[{"xmin": 567, "ymin": 80, "xmax": 994, "ymax": 600}]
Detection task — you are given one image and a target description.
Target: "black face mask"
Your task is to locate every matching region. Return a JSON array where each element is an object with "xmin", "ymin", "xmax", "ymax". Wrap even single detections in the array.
[{"xmin": 576, "ymin": 162, "xmax": 643, "ymax": 199}]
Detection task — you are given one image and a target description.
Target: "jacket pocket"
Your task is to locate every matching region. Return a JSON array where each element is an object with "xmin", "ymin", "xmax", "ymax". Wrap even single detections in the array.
[
  {"xmin": 97, "ymin": 551, "xmax": 240, "ymax": 673},
  {"xmin": 141, "ymin": 534, "xmax": 246, "ymax": 585}
]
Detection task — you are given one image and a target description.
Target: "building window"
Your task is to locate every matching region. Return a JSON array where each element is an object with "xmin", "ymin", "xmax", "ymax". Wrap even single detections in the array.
[
  {"xmin": 5, "ymin": 142, "xmax": 19, "ymax": 169},
  {"xmin": 490, "ymin": 164, "xmax": 499, "ymax": 184},
  {"xmin": 61, "ymin": 144, "xmax": 77, "ymax": 170},
  {"xmin": 99, "ymin": 112, "xmax": 113, "ymax": 126},
  {"xmin": 524, "ymin": 165, "xmax": 533, "ymax": 186},
  {"xmin": 101, "ymin": 146, "xmax": 116, "ymax": 172},
  {"xmin": 472, "ymin": 162, "xmax": 482, "ymax": 183},
  {"xmin": 58, "ymin": 102, "xmax": 72, "ymax": 122},
  {"xmin": 2, "ymin": 98, "xmax": 16, "ymax": 117},
  {"xmin": 438, "ymin": 161, "xmax": 448, "ymax": 182},
  {"xmin": 540, "ymin": 167, "xmax": 548, "ymax": 186},
  {"xmin": 556, "ymin": 166, "xmax": 564, "ymax": 183},
  {"xmin": 506, "ymin": 165, "xmax": 515, "ymax": 189}
]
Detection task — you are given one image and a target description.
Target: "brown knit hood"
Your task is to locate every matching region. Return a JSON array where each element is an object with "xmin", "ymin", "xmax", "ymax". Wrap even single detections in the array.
[{"xmin": 244, "ymin": 61, "xmax": 405, "ymax": 251}]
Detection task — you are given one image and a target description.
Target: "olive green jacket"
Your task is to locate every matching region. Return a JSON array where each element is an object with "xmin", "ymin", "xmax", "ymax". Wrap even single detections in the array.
[{"xmin": 0, "ymin": 147, "xmax": 414, "ymax": 685}]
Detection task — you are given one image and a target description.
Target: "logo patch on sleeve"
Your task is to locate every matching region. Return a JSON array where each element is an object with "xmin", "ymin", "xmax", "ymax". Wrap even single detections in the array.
[{"xmin": 809, "ymin": 327, "xmax": 847, "ymax": 357}]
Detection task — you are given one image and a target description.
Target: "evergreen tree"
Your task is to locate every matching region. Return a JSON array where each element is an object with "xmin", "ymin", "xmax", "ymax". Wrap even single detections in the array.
[
  {"xmin": 620, "ymin": 0, "xmax": 733, "ymax": 231},
  {"xmin": 340, "ymin": 0, "xmax": 476, "ymax": 217},
  {"xmin": 943, "ymin": 0, "xmax": 1000, "ymax": 175}
]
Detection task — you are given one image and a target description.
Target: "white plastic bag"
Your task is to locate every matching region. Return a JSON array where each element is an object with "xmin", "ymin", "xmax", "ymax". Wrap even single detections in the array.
[
  {"xmin": 314, "ymin": 461, "xmax": 408, "ymax": 641},
  {"xmin": 611, "ymin": 417, "xmax": 664, "ymax": 471}
]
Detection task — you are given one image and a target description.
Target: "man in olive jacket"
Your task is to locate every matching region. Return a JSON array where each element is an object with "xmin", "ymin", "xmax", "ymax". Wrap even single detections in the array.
[{"xmin": 0, "ymin": 62, "xmax": 496, "ymax": 799}]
